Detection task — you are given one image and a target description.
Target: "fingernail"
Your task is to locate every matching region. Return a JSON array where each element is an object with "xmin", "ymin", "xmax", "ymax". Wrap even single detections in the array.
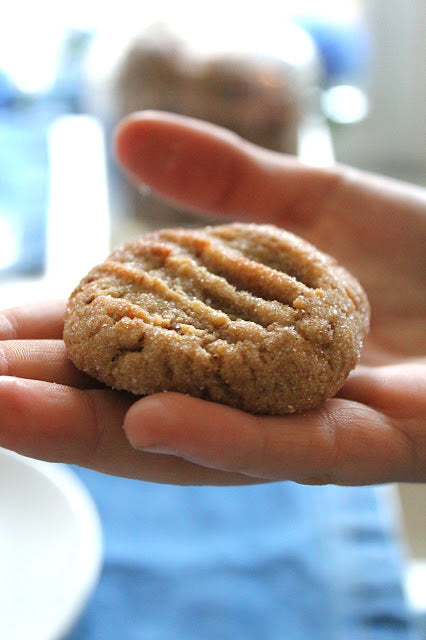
[
  {"xmin": 132, "ymin": 442, "xmax": 176, "ymax": 455},
  {"xmin": 124, "ymin": 397, "xmax": 174, "ymax": 454}
]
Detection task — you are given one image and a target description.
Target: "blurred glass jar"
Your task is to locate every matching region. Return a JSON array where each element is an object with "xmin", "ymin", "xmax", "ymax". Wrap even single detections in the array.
[{"xmin": 85, "ymin": 17, "xmax": 320, "ymax": 230}]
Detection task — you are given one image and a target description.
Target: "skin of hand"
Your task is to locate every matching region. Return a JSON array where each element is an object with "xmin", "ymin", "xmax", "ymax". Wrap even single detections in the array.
[{"xmin": 0, "ymin": 111, "xmax": 425, "ymax": 486}]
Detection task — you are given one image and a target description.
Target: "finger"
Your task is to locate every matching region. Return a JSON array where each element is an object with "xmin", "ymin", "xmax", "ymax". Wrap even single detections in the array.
[
  {"xmin": 0, "ymin": 300, "xmax": 66, "ymax": 340},
  {"xmin": 124, "ymin": 393, "xmax": 417, "ymax": 485},
  {"xmin": 340, "ymin": 362, "xmax": 426, "ymax": 477},
  {"xmin": 0, "ymin": 377, "xmax": 250, "ymax": 485},
  {"xmin": 114, "ymin": 110, "xmax": 341, "ymax": 229},
  {"xmin": 0, "ymin": 340, "xmax": 99, "ymax": 388},
  {"xmin": 341, "ymin": 362, "xmax": 426, "ymax": 419}
]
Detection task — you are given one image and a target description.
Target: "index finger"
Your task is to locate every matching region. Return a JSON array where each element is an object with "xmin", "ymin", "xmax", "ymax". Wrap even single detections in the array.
[
  {"xmin": 114, "ymin": 110, "xmax": 341, "ymax": 230},
  {"xmin": 0, "ymin": 300, "xmax": 66, "ymax": 340}
]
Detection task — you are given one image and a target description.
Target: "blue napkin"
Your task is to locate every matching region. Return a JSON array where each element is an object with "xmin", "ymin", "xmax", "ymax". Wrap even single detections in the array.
[{"xmin": 68, "ymin": 470, "xmax": 414, "ymax": 640}]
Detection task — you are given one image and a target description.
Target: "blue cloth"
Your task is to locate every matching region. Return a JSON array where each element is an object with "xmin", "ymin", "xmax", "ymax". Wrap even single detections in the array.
[{"xmin": 68, "ymin": 471, "xmax": 414, "ymax": 640}]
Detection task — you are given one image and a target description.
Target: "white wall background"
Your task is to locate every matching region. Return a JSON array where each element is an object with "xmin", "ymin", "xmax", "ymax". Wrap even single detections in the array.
[{"xmin": 335, "ymin": 0, "xmax": 426, "ymax": 177}]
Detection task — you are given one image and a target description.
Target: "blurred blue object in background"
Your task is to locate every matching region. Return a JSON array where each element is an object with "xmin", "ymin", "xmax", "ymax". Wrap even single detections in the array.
[
  {"xmin": 294, "ymin": 15, "xmax": 371, "ymax": 124},
  {"xmin": 0, "ymin": 99, "xmax": 75, "ymax": 281},
  {"xmin": 294, "ymin": 16, "xmax": 371, "ymax": 83},
  {"xmin": 0, "ymin": 69, "xmax": 20, "ymax": 107},
  {"xmin": 0, "ymin": 29, "xmax": 91, "ymax": 282},
  {"xmin": 0, "ymin": 101, "xmax": 50, "ymax": 280}
]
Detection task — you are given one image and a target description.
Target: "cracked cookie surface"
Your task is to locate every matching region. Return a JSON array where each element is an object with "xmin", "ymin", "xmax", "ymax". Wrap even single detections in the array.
[{"xmin": 63, "ymin": 223, "xmax": 369, "ymax": 414}]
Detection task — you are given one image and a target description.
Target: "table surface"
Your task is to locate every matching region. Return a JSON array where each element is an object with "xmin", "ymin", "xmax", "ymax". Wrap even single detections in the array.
[{"xmin": 67, "ymin": 468, "xmax": 415, "ymax": 640}]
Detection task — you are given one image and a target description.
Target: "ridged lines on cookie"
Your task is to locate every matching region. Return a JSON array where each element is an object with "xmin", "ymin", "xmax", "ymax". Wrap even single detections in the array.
[
  {"xmin": 88, "ymin": 263, "xmax": 277, "ymax": 347},
  {"xmin": 102, "ymin": 240, "xmax": 299, "ymax": 330},
  {"xmin": 108, "ymin": 232, "xmax": 315, "ymax": 311},
  {"xmin": 84, "ymin": 264, "xmax": 266, "ymax": 349},
  {"xmin": 158, "ymin": 227, "xmax": 367, "ymax": 325},
  {"xmin": 155, "ymin": 228, "xmax": 312, "ymax": 305},
  {"xmin": 96, "ymin": 261, "xmax": 230, "ymax": 329},
  {"xmin": 208, "ymin": 223, "xmax": 330, "ymax": 288},
  {"xmin": 156, "ymin": 252, "xmax": 297, "ymax": 327},
  {"xmin": 210, "ymin": 225, "xmax": 369, "ymax": 319}
]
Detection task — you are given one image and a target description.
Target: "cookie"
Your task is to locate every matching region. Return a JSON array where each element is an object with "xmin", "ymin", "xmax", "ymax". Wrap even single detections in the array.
[{"xmin": 63, "ymin": 223, "xmax": 369, "ymax": 415}]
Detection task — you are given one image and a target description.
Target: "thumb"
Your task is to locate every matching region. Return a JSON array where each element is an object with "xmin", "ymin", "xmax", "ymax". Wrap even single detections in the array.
[{"xmin": 123, "ymin": 392, "xmax": 413, "ymax": 485}]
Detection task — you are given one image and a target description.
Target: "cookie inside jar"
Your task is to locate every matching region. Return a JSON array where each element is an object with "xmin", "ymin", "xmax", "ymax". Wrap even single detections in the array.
[{"xmin": 84, "ymin": 14, "xmax": 319, "ymax": 230}]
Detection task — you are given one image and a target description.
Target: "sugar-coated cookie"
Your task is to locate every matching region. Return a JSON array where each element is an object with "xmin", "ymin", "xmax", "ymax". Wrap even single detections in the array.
[{"xmin": 64, "ymin": 223, "xmax": 369, "ymax": 414}]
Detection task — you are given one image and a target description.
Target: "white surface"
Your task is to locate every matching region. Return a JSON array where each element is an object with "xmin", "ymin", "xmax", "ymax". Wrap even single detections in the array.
[
  {"xmin": 334, "ymin": 0, "xmax": 426, "ymax": 168},
  {"xmin": 46, "ymin": 115, "xmax": 110, "ymax": 284},
  {"xmin": 298, "ymin": 114, "xmax": 335, "ymax": 167},
  {"xmin": 0, "ymin": 449, "xmax": 103, "ymax": 640},
  {"xmin": 405, "ymin": 561, "xmax": 426, "ymax": 618}
]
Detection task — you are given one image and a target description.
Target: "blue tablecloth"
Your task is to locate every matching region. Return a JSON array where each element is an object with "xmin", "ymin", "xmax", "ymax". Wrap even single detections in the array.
[{"xmin": 68, "ymin": 470, "xmax": 414, "ymax": 640}]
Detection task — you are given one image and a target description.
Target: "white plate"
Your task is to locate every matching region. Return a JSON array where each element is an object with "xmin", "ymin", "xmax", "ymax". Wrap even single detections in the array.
[{"xmin": 0, "ymin": 449, "xmax": 103, "ymax": 640}]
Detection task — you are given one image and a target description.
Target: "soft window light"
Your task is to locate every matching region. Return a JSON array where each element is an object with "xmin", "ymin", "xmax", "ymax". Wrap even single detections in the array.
[{"xmin": 321, "ymin": 84, "xmax": 369, "ymax": 123}]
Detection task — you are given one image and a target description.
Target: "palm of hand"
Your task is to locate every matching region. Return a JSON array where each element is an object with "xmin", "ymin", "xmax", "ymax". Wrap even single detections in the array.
[
  {"xmin": 298, "ymin": 175, "xmax": 426, "ymax": 364},
  {"xmin": 0, "ymin": 112, "xmax": 425, "ymax": 485}
]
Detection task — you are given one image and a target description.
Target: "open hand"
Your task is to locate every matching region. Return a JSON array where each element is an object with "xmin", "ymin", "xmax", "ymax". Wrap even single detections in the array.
[{"xmin": 1, "ymin": 111, "xmax": 425, "ymax": 485}]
